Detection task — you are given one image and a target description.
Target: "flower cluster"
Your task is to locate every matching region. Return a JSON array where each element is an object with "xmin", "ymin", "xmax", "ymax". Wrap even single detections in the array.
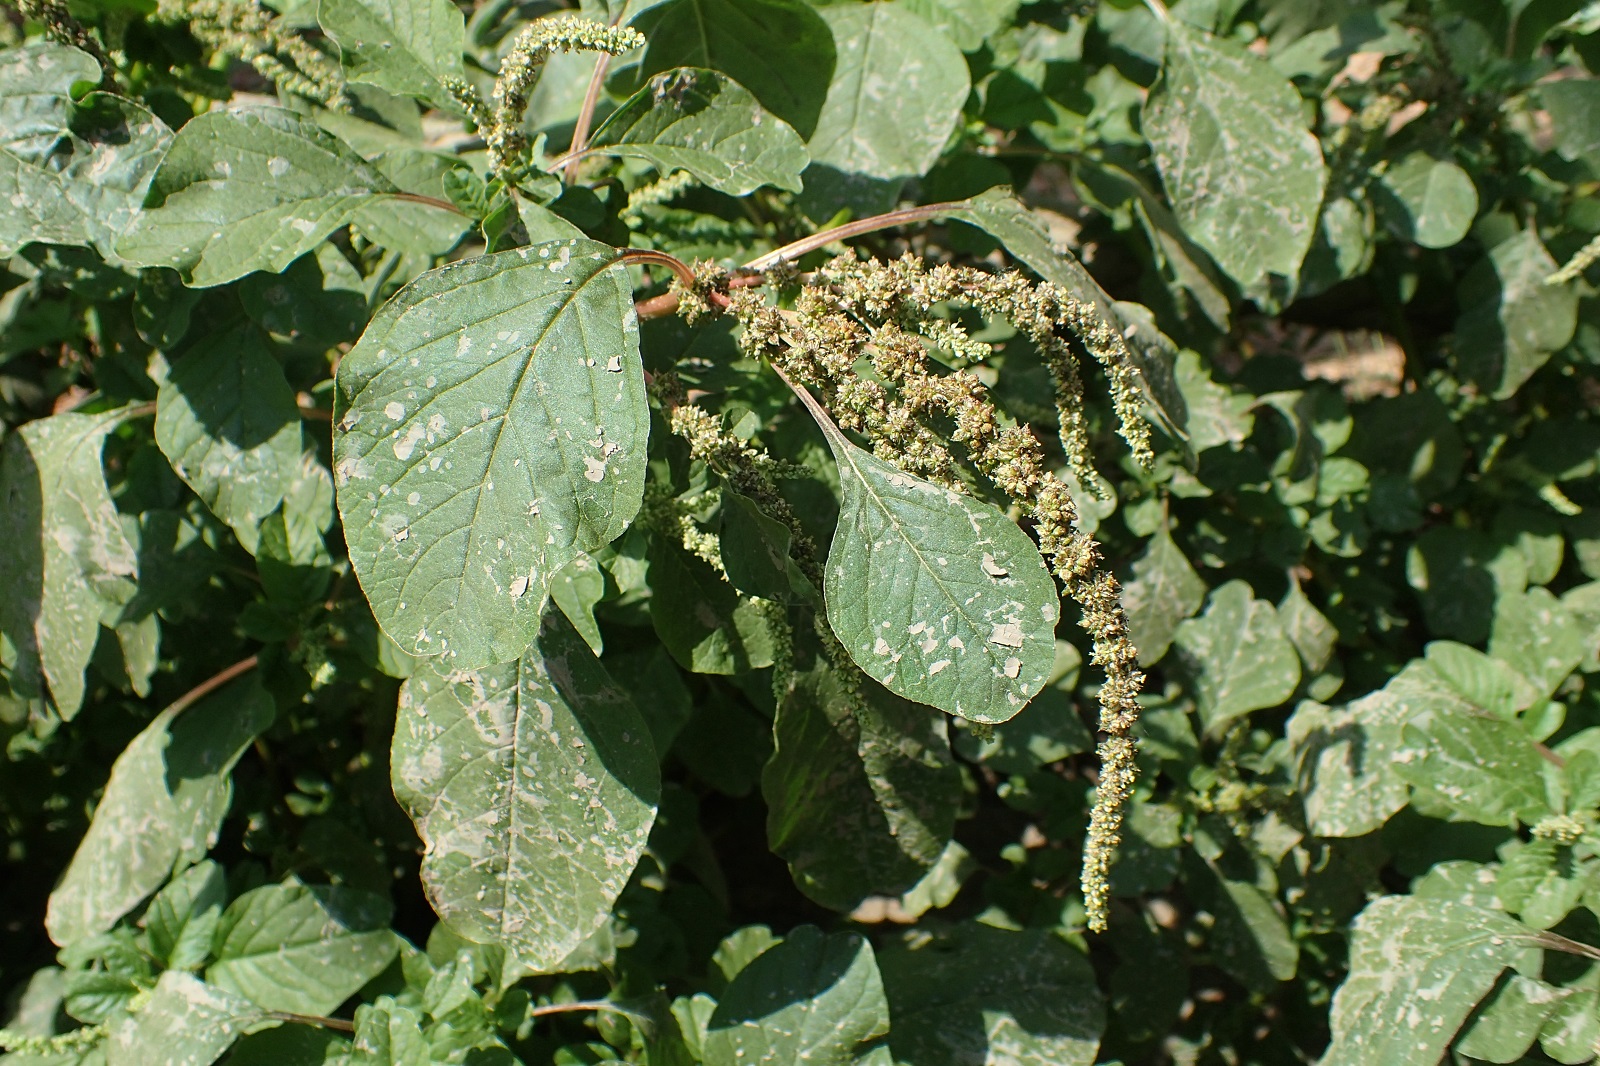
[
  {"xmin": 157, "ymin": 0, "xmax": 348, "ymax": 109},
  {"xmin": 448, "ymin": 16, "xmax": 644, "ymax": 178},
  {"xmin": 711, "ymin": 253, "xmax": 1149, "ymax": 933}
]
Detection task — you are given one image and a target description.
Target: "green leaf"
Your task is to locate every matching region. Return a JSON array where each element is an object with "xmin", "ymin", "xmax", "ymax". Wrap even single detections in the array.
[
  {"xmin": 805, "ymin": 3, "xmax": 970, "ymax": 183},
  {"xmin": 1498, "ymin": 839, "xmax": 1586, "ymax": 931},
  {"xmin": 787, "ymin": 379, "xmax": 1059, "ymax": 724},
  {"xmin": 1120, "ymin": 522, "xmax": 1206, "ymax": 666},
  {"xmin": 318, "ymin": 0, "xmax": 465, "ymax": 108},
  {"xmin": 118, "ymin": 107, "xmax": 400, "ymax": 287},
  {"xmin": 351, "ymin": 151, "xmax": 472, "ymax": 258},
  {"xmin": 103, "ymin": 972, "xmax": 263, "ymax": 1066},
  {"xmin": 1142, "ymin": 22, "xmax": 1327, "ymax": 290},
  {"xmin": 1172, "ymin": 580, "xmax": 1300, "ymax": 734},
  {"xmin": 0, "ymin": 43, "xmax": 103, "ymax": 161},
  {"xmin": 878, "ymin": 923, "xmax": 1103, "ymax": 1066},
  {"xmin": 143, "ymin": 860, "xmax": 228, "ymax": 972},
  {"xmin": 702, "ymin": 926, "xmax": 889, "ymax": 1066},
  {"xmin": 647, "ymin": 540, "xmax": 778, "ymax": 675},
  {"xmin": 0, "ymin": 410, "xmax": 140, "ymax": 717},
  {"xmin": 899, "ymin": 0, "xmax": 1020, "ymax": 51},
  {"xmin": 631, "ymin": 0, "xmax": 836, "ymax": 139},
  {"xmin": 1456, "ymin": 974, "xmax": 1569, "ymax": 1063},
  {"xmin": 348, "ymin": 997, "xmax": 429, "ymax": 1065},
  {"xmin": 45, "ymin": 676, "xmax": 274, "ymax": 946},
  {"xmin": 589, "ymin": 69, "xmax": 808, "ymax": 195},
  {"xmin": 333, "ymin": 239, "xmax": 646, "ymax": 670},
  {"xmin": 1374, "ymin": 152, "xmax": 1478, "ymax": 249},
  {"xmin": 390, "ymin": 609, "xmax": 659, "ymax": 978},
  {"xmin": 155, "ymin": 328, "xmax": 305, "ymax": 544},
  {"xmin": 1322, "ymin": 896, "xmax": 1539, "ymax": 1066},
  {"xmin": 1188, "ymin": 854, "xmax": 1298, "ymax": 991},
  {"xmin": 1489, "ymin": 588, "xmax": 1587, "ymax": 703},
  {"xmin": 720, "ymin": 491, "xmax": 811, "ymax": 603},
  {"xmin": 1541, "ymin": 967, "xmax": 1600, "ymax": 1063},
  {"xmin": 763, "ymin": 660, "xmax": 959, "ymax": 910},
  {"xmin": 550, "ymin": 553, "xmax": 606, "ymax": 656},
  {"xmin": 0, "ymin": 93, "xmax": 171, "ymax": 260},
  {"xmin": 208, "ymin": 880, "xmax": 399, "ymax": 1015},
  {"xmin": 1394, "ymin": 695, "xmax": 1550, "ymax": 827},
  {"xmin": 1455, "ymin": 230, "xmax": 1580, "ymax": 399},
  {"xmin": 1540, "ymin": 79, "xmax": 1600, "ymax": 161},
  {"xmin": 932, "ymin": 188, "xmax": 1190, "ymax": 450}
]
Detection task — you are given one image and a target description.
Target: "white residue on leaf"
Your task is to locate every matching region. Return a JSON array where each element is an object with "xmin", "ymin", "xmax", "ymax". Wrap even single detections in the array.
[
  {"xmin": 928, "ymin": 659, "xmax": 951, "ymax": 675},
  {"xmin": 989, "ymin": 622, "xmax": 1024, "ymax": 648},
  {"xmin": 1004, "ymin": 657, "xmax": 1022, "ymax": 678},
  {"xmin": 393, "ymin": 423, "xmax": 425, "ymax": 460},
  {"xmin": 267, "ymin": 156, "xmax": 290, "ymax": 177},
  {"xmin": 582, "ymin": 456, "xmax": 607, "ymax": 482},
  {"xmin": 981, "ymin": 553, "xmax": 1008, "ymax": 577},
  {"xmin": 385, "ymin": 401, "xmax": 405, "ymax": 420}
]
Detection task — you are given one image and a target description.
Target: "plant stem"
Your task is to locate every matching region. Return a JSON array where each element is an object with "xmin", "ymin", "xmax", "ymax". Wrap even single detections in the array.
[
  {"xmin": 617, "ymin": 248, "xmax": 697, "ymax": 288},
  {"xmin": 165, "ymin": 655, "xmax": 260, "ymax": 720},
  {"xmin": 387, "ymin": 191, "xmax": 465, "ymax": 215},
  {"xmin": 529, "ymin": 1000, "xmax": 636, "ymax": 1021},
  {"xmin": 742, "ymin": 201, "xmax": 968, "ymax": 270},
  {"xmin": 265, "ymin": 1011, "xmax": 356, "ymax": 1033},
  {"xmin": 565, "ymin": 51, "xmax": 612, "ymax": 185}
]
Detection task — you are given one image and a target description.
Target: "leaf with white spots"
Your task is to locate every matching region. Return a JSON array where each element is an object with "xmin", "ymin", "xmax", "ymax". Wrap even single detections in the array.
[
  {"xmin": 805, "ymin": 3, "xmax": 970, "ymax": 183},
  {"xmin": 333, "ymin": 238, "xmax": 646, "ymax": 670},
  {"xmin": 155, "ymin": 327, "xmax": 305, "ymax": 546},
  {"xmin": 878, "ymin": 923, "xmax": 1104, "ymax": 1066},
  {"xmin": 207, "ymin": 880, "xmax": 399, "ymax": 1016},
  {"xmin": 317, "ymin": 0, "xmax": 465, "ymax": 110},
  {"xmin": 346, "ymin": 996, "xmax": 429, "ymax": 1066},
  {"xmin": 142, "ymin": 860, "xmax": 227, "ymax": 972},
  {"xmin": 784, "ymin": 375, "xmax": 1058, "ymax": 724},
  {"xmin": 1322, "ymin": 896, "xmax": 1540, "ymax": 1066},
  {"xmin": 103, "ymin": 972, "xmax": 262, "ymax": 1066},
  {"xmin": 1141, "ymin": 20, "xmax": 1327, "ymax": 292},
  {"xmin": 0, "ymin": 410, "xmax": 140, "ymax": 719},
  {"xmin": 0, "ymin": 90, "xmax": 171, "ymax": 261},
  {"xmin": 45, "ymin": 675, "xmax": 275, "ymax": 947},
  {"xmin": 1455, "ymin": 231, "xmax": 1579, "ymax": 400},
  {"xmin": 762, "ymin": 660, "xmax": 959, "ymax": 910},
  {"xmin": 1489, "ymin": 588, "xmax": 1588, "ymax": 703},
  {"xmin": 0, "ymin": 43, "xmax": 103, "ymax": 162},
  {"xmin": 1172, "ymin": 580, "xmax": 1300, "ymax": 735},
  {"xmin": 390, "ymin": 608, "xmax": 659, "ymax": 979},
  {"xmin": 1373, "ymin": 152, "xmax": 1478, "ymax": 249},
  {"xmin": 588, "ymin": 69, "xmax": 808, "ymax": 195},
  {"xmin": 702, "ymin": 925, "xmax": 890, "ymax": 1066},
  {"xmin": 118, "ymin": 107, "xmax": 401, "ymax": 287}
]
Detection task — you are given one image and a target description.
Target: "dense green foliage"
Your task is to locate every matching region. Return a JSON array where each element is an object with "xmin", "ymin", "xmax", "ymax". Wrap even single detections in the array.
[{"xmin": 2, "ymin": 1, "xmax": 1599, "ymax": 1064}]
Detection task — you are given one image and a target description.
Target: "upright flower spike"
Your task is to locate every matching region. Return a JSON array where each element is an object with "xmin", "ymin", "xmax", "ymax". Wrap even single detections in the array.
[{"xmin": 488, "ymin": 16, "xmax": 645, "ymax": 178}]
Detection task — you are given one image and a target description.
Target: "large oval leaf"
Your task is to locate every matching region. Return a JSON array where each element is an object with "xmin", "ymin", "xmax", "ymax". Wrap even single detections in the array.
[
  {"xmin": 806, "ymin": 3, "xmax": 969, "ymax": 183},
  {"xmin": 334, "ymin": 239, "xmax": 646, "ymax": 670},
  {"xmin": 589, "ymin": 68, "xmax": 808, "ymax": 195},
  {"xmin": 118, "ymin": 107, "xmax": 399, "ymax": 287},
  {"xmin": 1142, "ymin": 21, "xmax": 1327, "ymax": 292},
  {"xmin": 390, "ymin": 609, "xmax": 659, "ymax": 978},
  {"xmin": 631, "ymin": 0, "xmax": 835, "ymax": 139},
  {"xmin": 787, "ymin": 379, "xmax": 1058, "ymax": 723}
]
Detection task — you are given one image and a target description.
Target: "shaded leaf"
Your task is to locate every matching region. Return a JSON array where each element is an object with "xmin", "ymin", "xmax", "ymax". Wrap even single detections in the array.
[
  {"xmin": 589, "ymin": 69, "xmax": 808, "ymax": 195},
  {"xmin": 647, "ymin": 540, "xmax": 778, "ymax": 674},
  {"xmin": 155, "ymin": 328, "xmax": 305, "ymax": 543},
  {"xmin": 0, "ymin": 410, "xmax": 139, "ymax": 718},
  {"xmin": 45, "ymin": 676, "xmax": 274, "ymax": 946},
  {"xmin": 763, "ymin": 660, "xmax": 959, "ymax": 910},
  {"xmin": 1455, "ymin": 230, "xmax": 1580, "ymax": 399},
  {"xmin": 702, "ymin": 926, "xmax": 889, "ymax": 1066},
  {"xmin": 632, "ymin": 0, "xmax": 835, "ymax": 139},
  {"xmin": 900, "ymin": 0, "xmax": 1021, "ymax": 51},
  {"xmin": 1121, "ymin": 523, "xmax": 1205, "ymax": 667},
  {"xmin": 878, "ymin": 923, "xmax": 1103, "ymax": 1066},
  {"xmin": 806, "ymin": 3, "xmax": 969, "ymax": 183},
  {"xmin": 788, "ymin": 378, "xmax": 1059, "ymax": 724},
  {"xmin": 208, "ymin": 881, "xmax": 399, "ymax": 1016},
  {"xmin": 1142, "ymin": 22, "xmax": 1327, "ymax": 290},
  {"xmin": 390, "ymin": 609, "xmax": 659, "ymax": 978},
  {"xmin": 0, "ymin": 43, "xmax": 102, "ymax": 161},
  {"xmin": 334, "ymin": 239, "xmax": 646, "ymax": 670},
  {"xmin": 142, "ymin": 860, "xmax": 227, "ymax": 972},
  {"xmin": 1488, "ymin": 588, "xmax": 1588, "ymax": 703}
]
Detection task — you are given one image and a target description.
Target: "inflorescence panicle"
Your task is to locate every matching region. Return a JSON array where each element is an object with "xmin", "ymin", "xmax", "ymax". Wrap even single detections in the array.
[
  {"xmin": 696, "ymin": 253, "xmax": 1146, "ymax": 933},
  {"xmin": 482, "ymin": 16, "xmax": 644, "ymax": 178},
  {"xmin": 157, "ymin": 0, "xmax": 348, "ymax": 109},
  {"xmin": 1548, "ymin": 232, "xmax": 1600, "ymax": 286}
]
